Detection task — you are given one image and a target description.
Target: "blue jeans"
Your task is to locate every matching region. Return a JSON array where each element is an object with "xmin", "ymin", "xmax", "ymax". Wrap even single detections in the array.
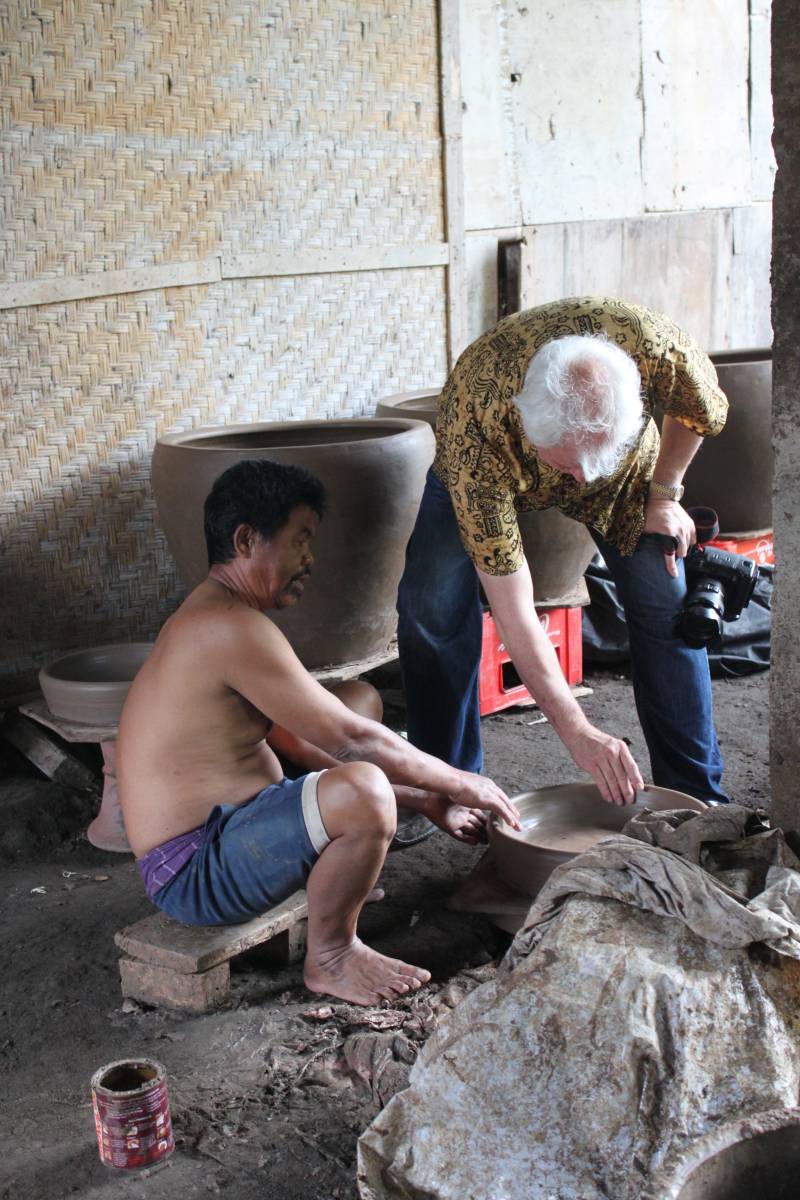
[{"xmin": 397, "ymin": 469, "xmax": 728, "ymax": 804}]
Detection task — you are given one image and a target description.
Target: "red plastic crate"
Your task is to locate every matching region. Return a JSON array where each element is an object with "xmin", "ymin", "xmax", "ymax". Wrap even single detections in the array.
[
  {"xmin": 708, "ymin": 530, "xmax": 774, "ymax": 567},
  {"xmin": 479, "ymin": 607, "xmax": 583, "ymax": 717}
]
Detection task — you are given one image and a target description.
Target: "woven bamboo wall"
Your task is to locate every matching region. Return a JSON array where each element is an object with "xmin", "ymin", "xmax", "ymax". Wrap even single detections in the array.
[{"xmin": 0, "ymin": 0, "xmax": 448, "ymax": 700}]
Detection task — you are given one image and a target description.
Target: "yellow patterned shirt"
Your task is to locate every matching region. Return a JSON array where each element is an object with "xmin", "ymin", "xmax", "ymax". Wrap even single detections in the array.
[{"xmin": 432, "ymin": 296, "xmax": 728, "ymax": 574}]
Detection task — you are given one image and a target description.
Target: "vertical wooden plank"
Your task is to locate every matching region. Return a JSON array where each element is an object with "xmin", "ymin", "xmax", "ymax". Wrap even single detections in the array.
[
  {"xmin": 749, "ymin": 0, "xmax": 777, "ymax": 203},
  {"xmin": 727, "ymin": 204, "xmax": 773, "ymax": 348},
  {"xmin": 507, "ymin": 0, "xmax": 644, "ymax": 224},
  {"xmin": 460, "ymin": 0, "xmax": 520, "ymax": 230},
  {"xmin": 497, "ymin": 239, "xmax": 524, "ymax": 318},
  {"xmin": 440, "ymin": 0, "xmax": 467, "ymax": 364},
  {"xmin": 465, "ymin": 232, "xmax": 504, "ymax": 340},
  {"xmin": 641, "ymin": 0, "xmax": 751, "ymax": 212}
]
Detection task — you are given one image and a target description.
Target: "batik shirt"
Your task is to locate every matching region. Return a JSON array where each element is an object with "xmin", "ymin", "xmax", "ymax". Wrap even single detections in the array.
[{"xmin": 431, "ymin": 296, "xmax": 728, "ymax": 574}]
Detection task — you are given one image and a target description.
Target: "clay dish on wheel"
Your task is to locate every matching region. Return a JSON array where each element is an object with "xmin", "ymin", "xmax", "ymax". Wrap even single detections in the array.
[
  {"xmin": 489, "ymin": 783, "xmax": 707, "ymax": 898},
  {"xmin": 39, "ymin": 643, "xmax": 152, "ymax": 725}
]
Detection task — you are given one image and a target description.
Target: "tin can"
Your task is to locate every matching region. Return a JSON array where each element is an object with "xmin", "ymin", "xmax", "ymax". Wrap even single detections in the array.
[{"xmin": 91, "ymin": 1057, "xmax": 174, "ymax": 1171}]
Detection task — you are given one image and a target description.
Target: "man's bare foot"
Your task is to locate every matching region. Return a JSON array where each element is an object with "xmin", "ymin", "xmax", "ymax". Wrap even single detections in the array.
[{"xmin": 304, "ymin": 938, "xmax": 431, "ymax": 1006}]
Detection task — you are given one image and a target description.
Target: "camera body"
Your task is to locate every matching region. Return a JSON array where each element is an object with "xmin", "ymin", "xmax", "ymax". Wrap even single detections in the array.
[{"xmin": 676, "ymin": 507, "xmax": 759, "ymax": 648}]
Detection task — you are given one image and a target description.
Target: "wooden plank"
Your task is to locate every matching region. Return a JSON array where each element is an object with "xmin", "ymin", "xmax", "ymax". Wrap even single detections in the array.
[
  {"xmin": 641, "ymin": 0, "xmax": 751, "ymax": 213},
  {"xmin": 119, "ymin": 957, "xmax": 231, "ymax": 1014},
  {"xmin": 0, "ymin": 259, "xmax": 221, "ymax": 313},
  {"xmin": 440, "ymin": 0, "xmax": 467, "ymax": 365},
  {"xmin": 222, "ymin": 244, "xmax": 449, "ymax": 280},
  {"xmin": 749, "ymin": 0, "xmax": 777, "ymax": 203},
  {"xmin": 115, "ymin": 889, "xmax": 309, "ymax": 974},
  {"xmin": 1, "ymin": 712, "xmax": 100, "ymax": 794},
  {"xmin": 0, "ymin": 246, "xmax": 449, "ymax": 314},
  {"xmin": 497, "ymin": 240, "xmax": 523, "ymax": 319},
  {"xmin": 19, "ymin": 697, "xmax": 118, "ymax": 744},
  {"xmin": 460, "ymin": 0, "xmax": 520, "ymax": 231},
  {"xmin": 727, "ymin": 204, "xmax": 773, "ymax": 349},
  {"xmin": 508, "ymin": 0, "xmax": 643, "ymax": 224}
]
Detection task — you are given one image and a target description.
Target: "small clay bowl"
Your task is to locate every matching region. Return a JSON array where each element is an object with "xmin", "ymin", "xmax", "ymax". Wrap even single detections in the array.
[
  {"xmin": 39, "ymin": 643, "xmax": 152, "ymax": 725},
  {"xmin": 489, "ymin": 783, "xmax": 707, "ymax": 897}
]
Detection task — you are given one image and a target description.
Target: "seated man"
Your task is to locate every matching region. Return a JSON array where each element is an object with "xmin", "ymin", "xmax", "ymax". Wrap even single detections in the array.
[{"xmin": 117, "ymin": 459, "xmax": 519, "ymax": 1007}]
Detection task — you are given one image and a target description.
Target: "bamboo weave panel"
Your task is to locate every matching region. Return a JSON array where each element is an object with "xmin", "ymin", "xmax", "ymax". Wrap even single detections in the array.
[{"xmin": 0, "ymin": 0, "xmax": 447, "ymax": 699}]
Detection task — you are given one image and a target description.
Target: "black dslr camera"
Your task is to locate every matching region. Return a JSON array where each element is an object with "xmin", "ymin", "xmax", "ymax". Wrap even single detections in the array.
[{"xmin": 668, "ymin": 507, "xmax": 759, "ymax": 648}]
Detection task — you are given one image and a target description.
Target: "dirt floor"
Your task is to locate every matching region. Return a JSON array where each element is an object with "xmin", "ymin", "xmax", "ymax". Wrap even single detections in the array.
[{"xmin": 0, "ymin": 662, "xmax": 770, "ymax": 1200}]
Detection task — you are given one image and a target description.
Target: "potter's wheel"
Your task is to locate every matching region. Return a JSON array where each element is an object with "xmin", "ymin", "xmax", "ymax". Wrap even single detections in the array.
[{"xmin": 488, "ymin": 783, "xmax": 707, "ymax": 898}]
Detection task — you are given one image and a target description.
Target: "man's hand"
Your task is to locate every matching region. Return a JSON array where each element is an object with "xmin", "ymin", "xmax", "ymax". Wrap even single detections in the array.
[
  {"xmin": 564, "ymin": 725, "xmax": 645, "ymax": 806},
  {"xmin": 644, "ymin": 497, "xmax": 696, "ymax": 578},
  {"xmin": 448, "ymin": 773, "xmax": 522, "ymax": 831}
]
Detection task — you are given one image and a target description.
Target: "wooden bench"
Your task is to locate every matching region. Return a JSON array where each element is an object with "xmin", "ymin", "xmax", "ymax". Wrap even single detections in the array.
[{"xmin": 114, "ymin": 889, "xmax": 309, "ymax": 1013}]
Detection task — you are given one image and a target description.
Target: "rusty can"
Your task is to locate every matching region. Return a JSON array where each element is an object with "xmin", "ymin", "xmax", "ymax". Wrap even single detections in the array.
[{"xmin": 91, "ymin": 1057, "xmax": 174, "ymax": 1171}]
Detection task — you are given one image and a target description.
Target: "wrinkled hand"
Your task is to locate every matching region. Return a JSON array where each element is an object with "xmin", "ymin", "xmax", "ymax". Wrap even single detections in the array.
[
  {"xmin": 644, "ymin": 497, "xmax": 696, "ymax": 578},
  {"xmin": 449, "ymin": 774, "xmax": 521, "ymax": 831},
  {"xmin": 565, "ymin": 725, "xmax": 645, "ymax": 806}
]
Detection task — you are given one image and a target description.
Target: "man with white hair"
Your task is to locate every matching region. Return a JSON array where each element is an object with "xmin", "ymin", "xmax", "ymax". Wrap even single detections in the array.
[{"xmin": 397, "ymin": 296, "xmax": 730, "ymax": 806}]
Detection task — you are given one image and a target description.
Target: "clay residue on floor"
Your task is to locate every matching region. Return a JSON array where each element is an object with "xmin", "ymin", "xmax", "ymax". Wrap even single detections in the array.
[{"xmin": 0, "ymin": 667, "xmax": 770, "ymax": 1199}]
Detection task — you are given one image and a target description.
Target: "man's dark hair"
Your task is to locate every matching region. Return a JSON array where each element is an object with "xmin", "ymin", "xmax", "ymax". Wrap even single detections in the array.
[{"xmin": 203, "ymin": 459, "xmax": 327, "ymax": 566}]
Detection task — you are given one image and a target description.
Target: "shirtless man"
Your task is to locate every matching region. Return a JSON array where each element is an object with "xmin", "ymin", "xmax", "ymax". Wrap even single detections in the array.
[{"xmin": 117, "ymin": 459, "xmax": 520, "ymax": 1007}]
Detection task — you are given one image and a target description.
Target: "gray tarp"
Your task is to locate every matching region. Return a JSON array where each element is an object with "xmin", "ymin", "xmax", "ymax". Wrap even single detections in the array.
[{"xmin": 358, "ymin": 807, "xmax": 800, "ymax": 1200}]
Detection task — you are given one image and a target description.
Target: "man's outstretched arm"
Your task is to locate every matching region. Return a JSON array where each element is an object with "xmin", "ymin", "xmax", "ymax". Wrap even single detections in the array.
[
  {"xmin": 479, "ymin": 559, "xmax": 644, "ymax": 806},
  {"xmin": 223, "ymin": 610, "xmax": 521, "ymax": 830}
]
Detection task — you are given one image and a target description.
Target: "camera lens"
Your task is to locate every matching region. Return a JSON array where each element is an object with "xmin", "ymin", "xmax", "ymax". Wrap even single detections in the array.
[{"xmin": 679, "ymin": 579, "xmax": 726, "ymax": 646}]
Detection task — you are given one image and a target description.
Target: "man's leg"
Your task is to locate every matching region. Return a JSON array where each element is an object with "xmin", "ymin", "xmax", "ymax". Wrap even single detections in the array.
[
  {"xmin": 592, "ymin": 530, "xmax": 729, "ymax": 804},
  {"xmin": 303, "ymin": 762, "xmax": 431, "ymax": 1004},
  {"xmin": 397, "ymin": 469, "xmax": 484, "ymax": 771}
]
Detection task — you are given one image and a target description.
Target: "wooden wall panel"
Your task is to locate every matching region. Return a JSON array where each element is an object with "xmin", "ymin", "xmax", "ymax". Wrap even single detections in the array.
[
  {"xmin": 640, "ymin": 0, "xmax": 751, "ymax": 212},
  {"xmin": 506, "ymin": 1, "xmax": 644, "ymax": 224}
]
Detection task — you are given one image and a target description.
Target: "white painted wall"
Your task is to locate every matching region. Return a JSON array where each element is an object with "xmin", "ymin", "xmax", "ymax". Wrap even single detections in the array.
[{"xmin": 462, "ymin": 0, "xmax": 776, "ymax": 349}]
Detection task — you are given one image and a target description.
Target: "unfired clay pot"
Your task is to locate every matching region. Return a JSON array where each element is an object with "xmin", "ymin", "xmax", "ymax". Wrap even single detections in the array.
[
  {"xmin": 39, "ymin": 643, "xmax": 152, "ymax": 725},
  {"xmin": 374, "ymin": 390, "xmax": 594, "ymax": 604},
  {"xmin": 488, "ymin": 782, "xmax": 706, "ymax": 898},
  {"xmin": 642, "ymin": 1107, "xmax": 800, "ymax": 1200},
  {"xmin": 682, "ymin": 348, "xmax": 772, "ymax": 536},
  {"xmin": 152, "ymin": 419, "xmax": 435, "ymax": 670}
]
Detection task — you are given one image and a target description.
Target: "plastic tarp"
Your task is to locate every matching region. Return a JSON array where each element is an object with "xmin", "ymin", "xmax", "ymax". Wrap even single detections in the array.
[
  {"xmin": 582, "ymin": 554, "xmax": 772, "ymax": 677},
  {"xmin": 357, "ymin": 807, "xmax": 800, "ymax": 1200}
]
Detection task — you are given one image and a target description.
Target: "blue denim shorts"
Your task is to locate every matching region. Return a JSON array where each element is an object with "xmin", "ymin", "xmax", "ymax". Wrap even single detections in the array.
[{"xmin": 152, "ymin": 772, "xmax": 329, "ymax": 926}]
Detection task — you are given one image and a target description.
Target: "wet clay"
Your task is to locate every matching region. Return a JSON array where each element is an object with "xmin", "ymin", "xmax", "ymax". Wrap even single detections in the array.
[
  {"xmin": 489, "ymin": 782, "xmax": 706, "ymax": 897},
  {"xmin": 39, "ymin": 643, "xmax": 152, "ymax": 725},
  {"xmin": 152, "ymin": 418, "xmax": 434, "ymax": 671},
  {"xmin": 375, "ymin": 390, "xmax": 594, "ymax": 604}
]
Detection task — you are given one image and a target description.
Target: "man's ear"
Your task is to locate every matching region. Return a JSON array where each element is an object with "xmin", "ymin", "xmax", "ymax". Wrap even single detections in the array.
[{"xmin": 232, "ymin": 523, "xmax": 257, "ymax": 557}]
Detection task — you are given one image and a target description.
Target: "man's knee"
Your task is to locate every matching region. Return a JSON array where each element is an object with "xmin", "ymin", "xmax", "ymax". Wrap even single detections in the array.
[
  {"xmin": 330, "ymin": 680, "xmax": 383, "ymax": 723},
  {"xmin": 321, "ymin": 762, "xmax": 397, "ymax": 839}
]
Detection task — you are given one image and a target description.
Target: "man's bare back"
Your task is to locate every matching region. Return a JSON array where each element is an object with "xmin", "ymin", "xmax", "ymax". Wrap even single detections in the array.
[{"xmin": 118, "ymin": 580, "xmax": 286, "ymax": 857}]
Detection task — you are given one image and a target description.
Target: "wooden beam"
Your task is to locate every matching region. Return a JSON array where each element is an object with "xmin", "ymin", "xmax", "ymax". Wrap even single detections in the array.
[
  {"xmin": 0, "ymin": 245, "xmax": 450, "ymax": 314},
  {"xmin": 440, "ymin": 0, "xmax": 467, "ymax": 366}
]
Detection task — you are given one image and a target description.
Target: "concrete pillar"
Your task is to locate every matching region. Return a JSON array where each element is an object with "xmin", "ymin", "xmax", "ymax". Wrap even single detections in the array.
[{"xmin": 769, "ymin": 1, "xmax": 800, "ymax": 829}]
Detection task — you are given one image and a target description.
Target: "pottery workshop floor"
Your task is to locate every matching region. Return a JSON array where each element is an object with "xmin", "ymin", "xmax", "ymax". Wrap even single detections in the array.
[{"xmin": 0, "ymin": 665, "xmax": 770, "ymax": 1200}]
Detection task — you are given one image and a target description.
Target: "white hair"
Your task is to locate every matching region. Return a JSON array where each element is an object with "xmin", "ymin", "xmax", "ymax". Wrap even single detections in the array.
[{"xmin": 515, "ymin": 335, "xmax": 644, "ymax": 482}]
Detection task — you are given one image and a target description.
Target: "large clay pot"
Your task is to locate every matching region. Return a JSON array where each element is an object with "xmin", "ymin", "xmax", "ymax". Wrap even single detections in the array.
[
  {"xmin": 488, "ymin": 783, "xmax": 705, "ymax": 898},
  {"xmin": 152, "ymin": 419, "xmax": 435, "ymax": 670},
  {"xmin": 682, "ymin": 348, "xmax": 772, "ymax": 536},
  {"xmin": 642, "ymin": 1107, "xmax": 800, "ymax": 1200},
  {"xmin": 375, "ymin": 391, "xmax": 594, "ymax": 604}
]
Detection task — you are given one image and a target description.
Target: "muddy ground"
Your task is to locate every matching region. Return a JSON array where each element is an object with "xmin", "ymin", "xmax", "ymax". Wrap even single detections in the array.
[{"xmin": 0, "ymin": 663, "xmax": 770, "ymax": 1200}]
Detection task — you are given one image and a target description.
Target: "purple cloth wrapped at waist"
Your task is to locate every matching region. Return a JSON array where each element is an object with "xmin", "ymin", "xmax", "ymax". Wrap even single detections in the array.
[{"xmin": 138, "ymin": 826, "xmax": 204, "ymax": 901}]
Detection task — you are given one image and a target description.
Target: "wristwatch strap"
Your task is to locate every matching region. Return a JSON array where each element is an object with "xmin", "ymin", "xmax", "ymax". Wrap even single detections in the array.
[{"xmin": 649, "ymin": 480, "xmax": 685, "ymax": 502}]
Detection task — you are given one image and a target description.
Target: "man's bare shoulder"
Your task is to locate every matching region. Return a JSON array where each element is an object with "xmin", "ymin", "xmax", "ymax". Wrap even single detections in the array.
[{"xmin": 168, "ymin": 580, "xmax": 285, "ymax": 654}]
